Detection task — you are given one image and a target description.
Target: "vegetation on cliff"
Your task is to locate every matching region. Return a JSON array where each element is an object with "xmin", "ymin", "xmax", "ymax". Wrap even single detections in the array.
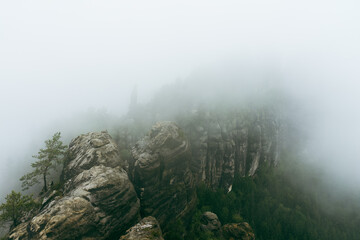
[
  {"xmin": 177, "ymin": 154, "xmax": 360, "ymax": 240},
  {"xmin": 20, "ymin": 132, "xmax": 67, "ymax": 192},
  {"xmin": 1, "ymin": 86, "xmax": 360, "ymax": 239},
  {"xmin": 0, "ymin": 191, "xmax": 37, "ymax": 227}
]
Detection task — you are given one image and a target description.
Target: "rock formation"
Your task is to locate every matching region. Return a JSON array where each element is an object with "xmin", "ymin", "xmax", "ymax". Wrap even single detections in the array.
[
  {"xmin": 200, "ymin": 211, "xmax": 222, "ymax": 236},
  {"xmin": 181, "ymin": 109, "xmax": 280, "ymax": 190},
  {"xmin": 9, "ymin": 131, "xmax": 140, "ymax": 240},
  {"xmin": 120, "ymin": 216, "xmax": 164, "ymax": 240},
  {"xmin": 7, "ymin": 119, "xmax": 268, "ymax": 239},
  {"xmin": 131, "ymin": 122, "xmax": 197, "ymax": 230}
]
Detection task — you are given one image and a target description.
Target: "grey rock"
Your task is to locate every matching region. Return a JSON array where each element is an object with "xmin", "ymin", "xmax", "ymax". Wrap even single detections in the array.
[
  {"xmin": 132, "ymin": 122, "xmax": 196, "ymax": 230},
  {"xmin": 8, "ymin": 222, "xmax": 27, "ymax": 240},
  {"xmin": 10, "ymin": 131, "xmax": 140, "ymax": 240},
  {"xmin": 27, "ymin": 196, "xmax": 100, "ymax": 240},
  {"xmin": 64, "ymin": 131, "xmax": 124, "ymax": 180},
  {"xmin": 200, "ymin": 211, "xmax": 222, "ymax": 235},
  {"xmin": 120, "ymin": 216, "xmax": 164, "ymax": 240}
]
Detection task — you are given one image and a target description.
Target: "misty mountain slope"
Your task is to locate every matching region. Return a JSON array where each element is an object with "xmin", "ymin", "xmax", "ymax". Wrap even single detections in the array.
[
  {"xmin": 115, "ymin": 77, "xmax": 287, "ymax": 190},
  {"xmin": 2, "ymin": 0, "xmax": 360, "ymax": 239},
  {"xmin": 5, "ymin": 93, "xmax": 283, "ymax": 239},
  {"xmin": 188, "ymin": 159, "xmax": 360, "ymax": 240},
  {"xmin": 3, "ymin": 77, "xmax": 360, "ymax": 240},
  {"xmin": 112, "ymin": 79, "xmax": 360, "ymax": 239}
]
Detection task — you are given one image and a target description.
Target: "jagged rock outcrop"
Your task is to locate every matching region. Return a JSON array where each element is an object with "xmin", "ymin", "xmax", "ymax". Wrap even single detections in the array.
[
  {"xmin": 182, "ymin": 109, "xmax": 280, "ymax": 190},
  {"xmin": 223, "ymin": 222, "xmax": 255, "ymax": 240},
  {"xmin": 63, "ymin": 131, "xmax": 126, "ymax": 180},
  {"xmin": 9, "ymin": 131, "xmax": 140, "ymax": 240},
  {"xmin": 119, "ymin": 216, "xmax": 164, "ymax": 240},
  {"xmin": 200, "ymin": 211, "xmax": 222, "ymax": 236},
  {"xmin": 131, "ymin": 121, "xmax": 196, "ymax": 230},
  {"xmin": 7, "ymin": 222, "xmax": 27, "ymax": 240}
]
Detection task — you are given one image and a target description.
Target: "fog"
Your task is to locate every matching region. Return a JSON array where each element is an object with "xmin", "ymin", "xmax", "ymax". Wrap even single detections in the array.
[{"xmin": 1, "ymin": 0, "xmax": 360, "ymax": 202}]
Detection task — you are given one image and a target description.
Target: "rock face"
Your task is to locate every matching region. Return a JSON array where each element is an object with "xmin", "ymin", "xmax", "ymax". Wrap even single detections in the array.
[
  {"xmin": 131, "ymin": 122, "xmax": 196, "ymax": 230},
  {"xmin": 63, "ymin": 131, "xmax": 125, "ymax": 180},
  {"xmin": 223, "ymin": 222, "xmax": 256, "ymax": 240},
  {"xmin": 182, "ymin": 110, "xmax": 280, "ymax": 190},
  {"xmin": 200, "ymin": 211, "xmax": 222, "ymax": 236},
  {"xmin": 120, "ymin": 216, "xmax": 164, "ymax": 240},
  {"xmin": 9, "ymin": 131, "xmax": 140, "ymax": 240}
]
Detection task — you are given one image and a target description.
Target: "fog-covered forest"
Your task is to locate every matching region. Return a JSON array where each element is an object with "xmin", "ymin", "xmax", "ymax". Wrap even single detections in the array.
[{"xmin": 1, "ymin": 1, "xmax": 360, "ymax": 239}]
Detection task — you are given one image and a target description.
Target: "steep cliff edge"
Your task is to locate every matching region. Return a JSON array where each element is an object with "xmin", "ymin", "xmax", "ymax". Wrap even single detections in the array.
[
  {"xmin": 9, "ymin": 131, "xmax": 140, "ymax": 240},
  {"xmin": 178, "ymin": 109, "xmax": 280, "ymax": 190},
  {"xmin": 131, "ymin": 122, "xmax": 197, "ymax": 231}
]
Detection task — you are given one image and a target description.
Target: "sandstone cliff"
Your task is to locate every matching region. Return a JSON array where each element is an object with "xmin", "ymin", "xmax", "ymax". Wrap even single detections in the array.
[
  {"xmin": 9, "ymin": 131, "xmax": 140, "ymax": 240},
  {"xmin": 180, "ymin": 109, "xmax": 280, "ymax": 190},
  {"xmin": 131, "ymin": 122, "xmax": 197, "ymax": 230},
  {"xmin": 7, "ymin": 116, "xmax": 274, "ymax": 239}
]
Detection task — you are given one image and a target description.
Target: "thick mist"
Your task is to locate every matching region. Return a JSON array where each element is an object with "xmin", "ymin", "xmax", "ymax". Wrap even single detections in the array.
[{"xmin": 1, "ymin": 0, "xmax": 360, "ymax": 204}]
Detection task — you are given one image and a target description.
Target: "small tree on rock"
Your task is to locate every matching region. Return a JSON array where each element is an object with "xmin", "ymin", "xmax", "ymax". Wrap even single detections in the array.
[
  {"xmin": 20, "ymin": 132, "xmax": 67, "ymax": 192},
  {"xmin": 0, "ymin": 191, "xmax": 36, "ymax": 227}
]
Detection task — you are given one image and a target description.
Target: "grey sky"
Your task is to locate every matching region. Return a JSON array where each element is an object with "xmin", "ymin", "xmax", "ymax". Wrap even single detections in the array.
[{"xmin": 1, "ymin": 1, "xmax": 360, "ymax": 197}]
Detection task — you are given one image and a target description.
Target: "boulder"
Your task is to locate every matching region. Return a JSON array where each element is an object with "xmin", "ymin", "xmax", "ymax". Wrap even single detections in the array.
[
  {"xmin": 200, "ymin": 211, "xmax": 222, "ymax": 235},
  {"xmin": 63, "ymin": 131, "xmax": 125, "ymax": 180},
  {"xmin": 119, "ymin": 216, "xmax": 164, "ymax": 240},
  {"xmin": 132, "ymin": 122, "xmax": 196, "ymax": 230}
]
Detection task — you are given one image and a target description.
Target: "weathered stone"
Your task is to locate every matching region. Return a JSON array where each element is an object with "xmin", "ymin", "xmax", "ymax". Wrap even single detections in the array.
[
  {"xmin": 200, "ymin": 211, "xmax": 222, "ymax": 235},
  {"xmin": 64, "ymin": 131, "xmax": 124, "ymax": 180},
  {"xmin": 64, "ymin": 165, "xmax": 140, "ymax": 237},
  {"xmin": 10, "ymin": 131, "xmax": 140, "ymax": 240},
  {"xmin": 27, "ymin": 197, "xmax": 100, "ymax": 240},
  {"xmin": 8, "ymin": 222, "xmax": 27, "ymax": 240},
  {"xmin": 119, "ymin": 216, "xmax": 164, "ymax": 240},
  {"xmin": 132, "ymin": 122, "xmax": 196, "ymax": 230}
]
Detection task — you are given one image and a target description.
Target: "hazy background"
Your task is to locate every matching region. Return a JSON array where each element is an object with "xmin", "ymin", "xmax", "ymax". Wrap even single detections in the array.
[{"xmin": 1, "ymin": 0, "xmax": 360, "ymax": 200}]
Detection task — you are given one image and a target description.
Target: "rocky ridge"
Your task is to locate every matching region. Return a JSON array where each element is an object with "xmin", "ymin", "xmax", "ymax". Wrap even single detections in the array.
[
  {"xmin": 7, "ymin": 116, "xmax": 276, "ymax": 239},
  {"xmin": 131, "ymin": 122, "xmax": 197, "ymax": 230},
  {"xmin": 9, "ymin": 131, "xmax": 140, "ymax": 240}
]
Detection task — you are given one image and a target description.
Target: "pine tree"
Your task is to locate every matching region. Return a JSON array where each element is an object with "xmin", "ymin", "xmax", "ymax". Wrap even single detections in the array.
[
  {"xmin": 20, "ymin": 132, "xmax": 67, "ymax": 192},
  {"xmin": 0, "ymin": 191, "xmax": 36, "ymax": 226}
]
